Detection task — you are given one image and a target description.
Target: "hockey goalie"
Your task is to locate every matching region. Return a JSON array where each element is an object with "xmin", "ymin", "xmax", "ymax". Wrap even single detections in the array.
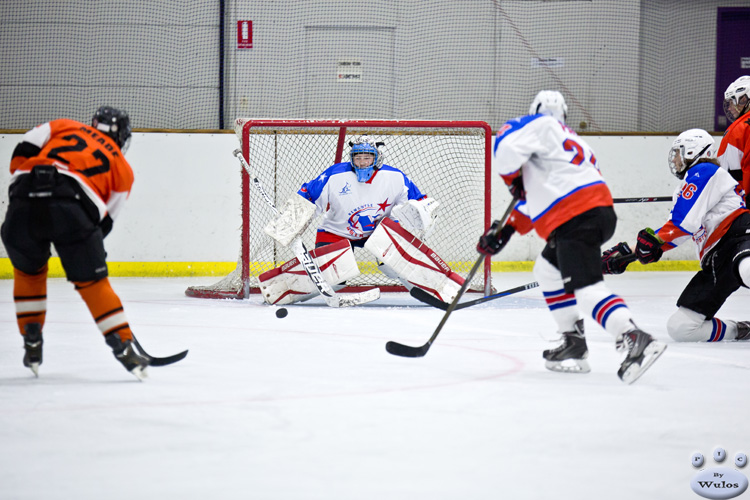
[{"xmin": 258, "ymin": 136, "xmax": 464, "ymax": 305}]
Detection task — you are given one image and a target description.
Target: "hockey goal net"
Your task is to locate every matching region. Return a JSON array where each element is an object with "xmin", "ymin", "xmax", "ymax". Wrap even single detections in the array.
[{"xmin": 186, "ymin": 119, "xmax": 492, "ymax": 299}]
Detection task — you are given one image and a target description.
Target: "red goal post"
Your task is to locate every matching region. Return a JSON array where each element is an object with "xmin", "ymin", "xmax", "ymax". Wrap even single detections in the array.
[{"xmin": 186, "ymin": 119, "xmax": 493, "ymax": 299}]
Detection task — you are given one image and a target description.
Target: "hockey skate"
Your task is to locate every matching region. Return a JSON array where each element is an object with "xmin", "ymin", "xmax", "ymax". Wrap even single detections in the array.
[
  {"xmin": 105, "ymin": 333, "xmax": 150, "ymax": 381},
  {"xmin": 23, "ymin": 323, "xmax": 44, "ymax": 377},
  {"xmin": 543, "ymin": 319, "xmax": 591, "ymax": 373},
  {"xmin": 736, "ymin": 321, "xmax": 750, "ymax": 341},
  {"xmin": 616, "ymin": 328, "xmax": 666, "ymax": 384}
]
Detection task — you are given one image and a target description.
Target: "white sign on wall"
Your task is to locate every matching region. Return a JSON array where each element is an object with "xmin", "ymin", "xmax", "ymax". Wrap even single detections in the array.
[
  {"xmin": 742, "ymin": 57, "xmax": 750, "ymax": 69},
  {"xmin": 337, "ymin": 60, "xmax": 363, "ymax": 82}
]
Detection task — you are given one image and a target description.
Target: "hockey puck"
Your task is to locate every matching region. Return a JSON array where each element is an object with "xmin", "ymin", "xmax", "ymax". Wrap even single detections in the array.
[{"xmin": 275, "ymin": 308, "xmax": 288, "ymax": 319}]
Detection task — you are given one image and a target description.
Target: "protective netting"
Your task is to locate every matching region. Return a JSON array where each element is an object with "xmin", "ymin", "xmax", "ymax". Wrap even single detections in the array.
[
  {"xmin": 185, "ymin": 120, "xmax": 491, "ymax": 298},
  {"xmin": 1, "ymin": 1, "xmax": 741, "ymax": 133},
  {"xmin": 0, "ymin": 2, "xmax": 221, "ymax": 130}
]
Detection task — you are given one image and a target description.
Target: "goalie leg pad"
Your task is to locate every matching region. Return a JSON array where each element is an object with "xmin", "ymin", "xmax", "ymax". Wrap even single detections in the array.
[
  {"xmin": 258, "ymin": 240, "xmax": 359, "ymax": 305},
  {"xmin": 364, "ymin": 217, "xmax": 464, "ymax": 303},
  {"xmin": 263, "ymin": 193, "xmax": 317, "ymax": 246}
]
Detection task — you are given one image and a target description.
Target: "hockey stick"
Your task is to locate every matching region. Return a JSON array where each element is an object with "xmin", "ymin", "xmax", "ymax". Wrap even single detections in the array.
[
  {"xmin": 131, "ymin": 334, "xmax": 188, "ymax": 367},
  {"xmin": 613, "ymin": 196, "xmax": 671, "ymax": 203},
  {"xmin": 410, "ymin": 280, "xmax": 539, "ymax": 311},
  {"xmin": 386, "ymin": 198, "xmax": 518, "ymax": 358},
  {"xmin": 232, "ymin": 149, "xmax": 380, "ymax": 308},
  {"xmin": 412, "ymin": 242, "xmax": 640, "ymax": 311}
]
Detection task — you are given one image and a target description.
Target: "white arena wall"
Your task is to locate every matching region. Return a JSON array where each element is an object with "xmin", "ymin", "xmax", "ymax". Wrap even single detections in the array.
[{"xmin": 0, "ymin": 132, "xmax": 695, "ymax": 278}]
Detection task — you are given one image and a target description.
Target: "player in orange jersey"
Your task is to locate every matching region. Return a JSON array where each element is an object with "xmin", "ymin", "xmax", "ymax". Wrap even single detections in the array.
[
  {"xmin": 717, "ymin": 75, "xmax": 750, "ymax": 202},
  {"xmin": 1, "ymin": 106, "xmax": 149, "ymax": 380}
]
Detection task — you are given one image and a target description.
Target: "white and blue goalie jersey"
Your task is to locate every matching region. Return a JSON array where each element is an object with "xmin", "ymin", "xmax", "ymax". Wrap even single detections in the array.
[{"xmin": 298, "ymin": 163, "xmax": 426, "ymax": 241}]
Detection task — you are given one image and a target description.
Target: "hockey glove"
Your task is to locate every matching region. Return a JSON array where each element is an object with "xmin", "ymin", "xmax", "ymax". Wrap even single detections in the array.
[
  {"xmin": 635, "ymin": 228, "xmax": 664, "ymax": 264},
  {"xmin": 601, "ymin": 242, "xmax": 635, "ymax": 275},
  {"xmin": 508, "ymin": 176, "xmax": 526, "ymax": 201},
  {"xmin": 477, "ymin": 221, "xmax": 515, "ymax": 256},
  {"xmin": 100, "ymin": 214, "xmax": 114, "ymax": 238}
]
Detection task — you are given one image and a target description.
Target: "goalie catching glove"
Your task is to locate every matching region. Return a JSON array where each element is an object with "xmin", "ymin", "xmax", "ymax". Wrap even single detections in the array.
[
  {"xmin": 601, "ymin": 242, "xmax": 635, "ymax": 275},
  {"xmin": 390, "ymin": 197, "xmax": 440, "ymax": 240}
]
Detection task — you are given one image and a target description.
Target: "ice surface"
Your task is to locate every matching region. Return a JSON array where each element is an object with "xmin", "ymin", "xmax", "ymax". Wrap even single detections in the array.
[{"xmin": 1, "ymin": 273, "xmax": 748, "ymax": 500}]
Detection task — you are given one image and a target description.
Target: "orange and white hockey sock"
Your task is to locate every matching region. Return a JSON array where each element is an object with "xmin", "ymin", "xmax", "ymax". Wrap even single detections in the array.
[
  {"xmin": 13, "ymin": 266, "xmax": 48, "ymax": 335},
  {"xmin": 74, "ymin": 278, "xmax": 133, "ymax": 342}
]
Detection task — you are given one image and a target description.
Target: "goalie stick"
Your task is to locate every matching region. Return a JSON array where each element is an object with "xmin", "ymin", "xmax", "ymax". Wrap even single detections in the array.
[
  {"xmin": 232, "ymin": 149, "xmax": 380, "ymax": 308},
  {"xmin": 410, "ymin": 281, "xmax": 539, "ymax": 311},
  {"xmin": 385, "ymin": 197, "xmax": 518, "ymax": 358},
  {"xmin": 131, "ymin": 334, "xmax": 188, "ymax": 366}
]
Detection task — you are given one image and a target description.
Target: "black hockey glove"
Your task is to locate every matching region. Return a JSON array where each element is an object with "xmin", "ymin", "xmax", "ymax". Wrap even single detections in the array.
[
  {"xmin": 601, "ymin": 242, "xmax": 635, "ymax": 275},
  {"xmin": 477, "ymin": 221, "xmax": 515, "ymax": 256},
  {"xmin": 100, "ymin": 214, "xmax": 114, "ymax": 238},
  {"xmin": 508, "ymin": 176, "xmax": 526, "ymax": 201},
  {"xmin": 635, "ymin": 228, "xmax": 664, "ymax": 264}
]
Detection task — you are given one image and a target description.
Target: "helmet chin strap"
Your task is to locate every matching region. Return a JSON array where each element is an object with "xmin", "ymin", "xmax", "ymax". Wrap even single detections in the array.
[{"xmin": 680, "ymin": 143, "xmax": 712, "ymax": 177}]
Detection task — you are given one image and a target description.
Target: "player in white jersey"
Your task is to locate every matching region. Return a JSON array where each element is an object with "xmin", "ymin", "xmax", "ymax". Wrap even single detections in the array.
[
  {"xmin": 478, "ymin": 90, "xmax": 666, "ymax": 384},
  {"xmin": 603, "ymin": 129, "xmax": 750, "ymax": 342},
  {"xmin": 257, "ymin": 136, "xmax": 465, "ymax": 306}
]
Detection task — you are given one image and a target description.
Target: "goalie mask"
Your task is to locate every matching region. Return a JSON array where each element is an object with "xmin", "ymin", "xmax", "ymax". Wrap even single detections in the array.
[
  {"xmin": 723, "ymin": 75, "xmax": 750, "ymax": 124},
  {"xmin": 529, "ymin": 90, "xmax": 568, "ymax": 123},
  {"xmin": 92, "ymin": 106, "xmax": 132, "ymax": 154},
  {"xmin": 349, "ymin": 136, "xmax": 383, "ymax": 183},
  {"xmin": 668, "ymin": 129, "xmax": 715, "ymax": 180}
]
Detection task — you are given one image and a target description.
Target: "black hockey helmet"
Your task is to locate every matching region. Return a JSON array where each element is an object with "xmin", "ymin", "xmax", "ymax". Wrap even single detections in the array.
[{"xmin": 92, "ymin": 106, "xmax": 132, "ymax": 153}]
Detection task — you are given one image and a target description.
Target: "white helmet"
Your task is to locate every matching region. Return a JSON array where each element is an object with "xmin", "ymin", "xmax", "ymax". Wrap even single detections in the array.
[
  {"xmin": 529, "ymin": 90, "xmax": 568, "ymax": 123},
  {"xmin": 723, "ymin": 75, "xmax": 750, "ymax": 123},
  {"xmin": 668, "ymin": 129, "xmax": 715, "ymax": 180}
]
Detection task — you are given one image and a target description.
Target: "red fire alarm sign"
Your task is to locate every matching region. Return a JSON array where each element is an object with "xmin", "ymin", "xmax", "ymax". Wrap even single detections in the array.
[{"xmin": 237, "ymin": 20, "xmax": 253, "ymax": 49}]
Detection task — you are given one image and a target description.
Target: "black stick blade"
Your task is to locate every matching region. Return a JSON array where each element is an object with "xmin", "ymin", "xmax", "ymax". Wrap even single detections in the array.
[
  {"xmin": 386, "ymin": 341, "xmax": 429, "ymax": 358},
  {"xmin": 147, "ymin": 349, "xmax": 189, "ymax": 366},
  {"xmin": 410, "ymin": 288, "xmax": 449, "ymax": 310},
  {"xmin": 131, "ymin": 334, "xmax": 189, "ymax": 366}
]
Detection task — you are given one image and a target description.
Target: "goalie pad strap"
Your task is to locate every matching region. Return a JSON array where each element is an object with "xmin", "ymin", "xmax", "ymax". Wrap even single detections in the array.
[
  {"xmin": 258, "ymin": 240, "xmax": 360, "ymax": 305},
  {"xmin": 364, "ymin": 217, "xmax": 464, "ymax": 303},
  {"xmin": 264, "ymin": 193, "xmax": 317, "ymax": 246}
]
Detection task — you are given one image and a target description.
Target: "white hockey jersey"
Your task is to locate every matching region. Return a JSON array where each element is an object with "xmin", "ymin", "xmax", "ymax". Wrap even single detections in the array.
[
  {"xmin": 655, "ymin": 160, "xmax": 748, "ymax": 265},
  {"xmin": 298, "ymin": 162, "xmax": 426, "ymax": 240},
  {"xmin": 494, "ymin": 114, "xmax": 613, "ymax": 239}
]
